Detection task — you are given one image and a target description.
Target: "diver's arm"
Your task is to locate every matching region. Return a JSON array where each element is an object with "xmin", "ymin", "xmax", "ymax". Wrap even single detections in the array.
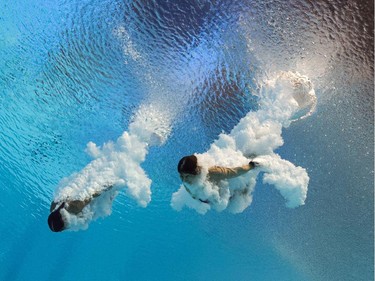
[
  {"xmin": 92, "ymin": 184, "xmax": 114, "ymax": 198},
  {"xmin": 208, "ymin": 163, "xmax": 255, "ymax": 182},
  {"xmin": 66, "ymin": 185, "xmax": 114, "ymax": 214}
]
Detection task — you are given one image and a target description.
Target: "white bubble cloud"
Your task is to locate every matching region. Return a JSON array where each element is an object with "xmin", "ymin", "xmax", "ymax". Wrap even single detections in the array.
[
  {"xmin": 53, "ymin": 104, "xmax": 171, "ymax": 231},
  {"xmin": 171, "ymin": 71, "xmax": 316, "ymax": 214}
]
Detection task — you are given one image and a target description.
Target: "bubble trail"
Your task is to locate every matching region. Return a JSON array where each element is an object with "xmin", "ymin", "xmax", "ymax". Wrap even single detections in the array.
[
  {"xmin": 171, "ymin": 71, "xmax": 317, "ymax": 214},
  {"xmin": 52, "ymin": 103, "xmax": 171, "ymax": 231}
]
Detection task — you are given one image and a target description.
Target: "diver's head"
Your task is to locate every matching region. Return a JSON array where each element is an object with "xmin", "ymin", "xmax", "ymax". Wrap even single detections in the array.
[
  {"xmin": 48, "ymin": 203, "xmax": 66, "ymax": 232},
  {"xmin": 178, "ymin": 155, "xmax": 201, "ymax": 184},
  {"xmin": 178, "ymin": 155, "xmax": 200, "ymax": 175}
]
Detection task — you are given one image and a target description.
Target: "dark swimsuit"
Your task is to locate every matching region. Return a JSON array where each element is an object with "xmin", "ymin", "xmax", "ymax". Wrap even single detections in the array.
[{"xmin": 183, "ymin": 184, "xmax": 210, "ymax": 204}]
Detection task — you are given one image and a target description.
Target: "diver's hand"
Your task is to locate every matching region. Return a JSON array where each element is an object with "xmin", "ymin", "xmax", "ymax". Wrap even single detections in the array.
[{"xmin": 249, "ymin": 161, "xmax": 260, "ymax": 169}]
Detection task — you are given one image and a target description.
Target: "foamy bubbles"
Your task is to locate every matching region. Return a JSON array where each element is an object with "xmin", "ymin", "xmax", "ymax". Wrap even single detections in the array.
[
  {"xmin": 52, "ymin": 71, "xmax": 316, "ymax": 230},
  {"xmin": 113, "ymin": 25, "xmax": 142, "ymax": 63},
  {"xmin": 53, "ymin": 104, "xmax": 171, "ymax": 231},
  {"xmin": 171, "ymin": 71, "xmax": 316, "ymax": 214}
]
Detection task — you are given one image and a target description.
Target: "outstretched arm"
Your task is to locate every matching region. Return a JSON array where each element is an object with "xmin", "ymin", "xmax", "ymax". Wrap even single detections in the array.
[
  {"xmin": 65, "ymin": 185, "xmax": 115, "ymax": 215},
  {"xmin": 92, "ymin": 184, "xmax": 114, "ymax": 198},
  {"xmin": 208, "ymin": 161, "xmax": 260, "ymax": 182}
]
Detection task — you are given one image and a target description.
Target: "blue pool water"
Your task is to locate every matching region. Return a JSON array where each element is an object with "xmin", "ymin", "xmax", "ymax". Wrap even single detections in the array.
[{"xmin": 0, "ymin": 0, "xmax": 373, "ymax": 280}]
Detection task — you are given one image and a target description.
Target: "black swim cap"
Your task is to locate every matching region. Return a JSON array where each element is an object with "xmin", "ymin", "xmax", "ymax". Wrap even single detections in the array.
[
  {"xmin": 177, "ymin": 155, "xmax": 198, "ymax": 175},
  {"xmin": 48, "ymin": 203, "xmax": 65, "ymax": 232}
]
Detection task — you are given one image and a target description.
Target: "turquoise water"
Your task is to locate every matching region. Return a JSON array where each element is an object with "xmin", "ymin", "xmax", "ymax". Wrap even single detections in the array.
[{"xmin": 0, "ymin": 0, "xmax": 373, "ymax": 280}]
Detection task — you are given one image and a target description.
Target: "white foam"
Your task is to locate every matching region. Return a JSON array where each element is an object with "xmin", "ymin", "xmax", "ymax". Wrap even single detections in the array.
[
  {"xmin": 113, "ymin": 25, "xmax": 142, "ymax": 63},
  {"xmin": 171, "ymin": 71, "xmax": 315, "ymax": 213},
  {"xmin": 53, "ymin": 104, "xmax": 171, "ymax": 231}
]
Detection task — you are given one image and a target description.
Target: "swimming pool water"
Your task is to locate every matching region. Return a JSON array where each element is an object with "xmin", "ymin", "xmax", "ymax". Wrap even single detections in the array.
[{"xmin": 0, "ymin": 0, "xmax": 373, "ymax": 280}]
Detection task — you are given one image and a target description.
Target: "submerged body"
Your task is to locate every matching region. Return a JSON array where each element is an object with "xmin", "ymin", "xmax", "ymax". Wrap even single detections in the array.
[
  {"xmin": 178, "ymin": 155, "xmax": 259, "ymax": 204},
  {"xmin": 48, "ymin": 185, "xmax": 114, "ymax": 232}
]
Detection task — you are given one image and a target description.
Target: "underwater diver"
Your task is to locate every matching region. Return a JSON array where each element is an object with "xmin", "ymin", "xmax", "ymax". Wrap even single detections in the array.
[
  {"xmin": 47, "ymin": 185, "xmax": 114, "ymax": 232},
  {"xmin": 177, "ymin": 155, "xmax": 260, "ymax": 203}
]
